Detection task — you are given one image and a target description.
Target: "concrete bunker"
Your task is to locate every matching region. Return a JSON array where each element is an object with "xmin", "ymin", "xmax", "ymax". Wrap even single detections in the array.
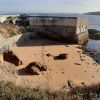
[{"xmin": 29, "ymin": 15, "xmax": 89, "ymax": 44}]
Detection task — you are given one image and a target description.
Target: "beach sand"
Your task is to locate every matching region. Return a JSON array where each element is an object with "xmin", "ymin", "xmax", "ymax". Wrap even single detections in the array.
[{"xmin": 11, "ymin": 44, "xmax": 100, "ymax": 91}]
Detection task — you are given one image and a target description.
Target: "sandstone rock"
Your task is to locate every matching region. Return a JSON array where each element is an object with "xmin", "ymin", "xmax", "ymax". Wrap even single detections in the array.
[
  {"xmin": 0, "ymin": 61, "xmax": 18, "ymax": 84},
  {"xmin": 3, "ymin": 51, "xmax": 22, "ymax": 66},
  {"xmin": 0, "ymin": 54, "xmax": 3, "ymax": 65},
  {"xmin": 25, "ymin": 61, "xmax": 47, "ymax": 75},
  {"xmin": 26, "ymin": 65, "xmax": 40, "ymax": 75}
]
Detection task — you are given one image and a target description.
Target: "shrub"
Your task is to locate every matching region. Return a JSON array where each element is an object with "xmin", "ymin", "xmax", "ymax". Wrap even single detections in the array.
[
  {"xmin": 0, "ymin": 82, "xmax": 100, "ymax": 100},
  {"xmin": 10, "ymin": 32, "xmax": 18, "ymax": 37}
]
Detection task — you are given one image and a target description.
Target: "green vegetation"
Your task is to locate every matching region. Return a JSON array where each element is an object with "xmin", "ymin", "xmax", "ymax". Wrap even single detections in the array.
[
  {"xmin": 10, "ymin": 32, "xmax": 18, "ymax": 37},
  {"xmin": 0, "ymin": 23, "xmax": 21, "ymax": 38},
  {"xmin": 0, "ymin": 82, "xmax": 100, "ymax": 100}
]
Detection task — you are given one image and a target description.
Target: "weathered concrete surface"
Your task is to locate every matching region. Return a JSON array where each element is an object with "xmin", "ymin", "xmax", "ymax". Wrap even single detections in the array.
[
  {"xmin": 29, "ymin": 16, "xmax": 89, "ymax": 44},
  {"xmin": 77, "ymin": 32, "xmax": 89, "ymax": 44}
]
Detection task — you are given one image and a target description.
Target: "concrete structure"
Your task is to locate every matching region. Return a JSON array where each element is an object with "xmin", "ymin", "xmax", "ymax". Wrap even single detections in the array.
[{"xmin": 29, "ymin": 15, "xmax": 89, "ymax": 44}]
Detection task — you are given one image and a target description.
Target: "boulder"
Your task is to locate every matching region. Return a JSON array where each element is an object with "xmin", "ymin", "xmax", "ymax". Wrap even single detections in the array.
[
  {"xmin": 26, "ymin": 65, "xmax": 40, "ymax": 75},
  {"xmin": 25, "ymin": 61, "xmax": 47, "ymax": 75},
  {"xmin": 3, "ymin": 51, "xmax": 22, "ymax": 66}
]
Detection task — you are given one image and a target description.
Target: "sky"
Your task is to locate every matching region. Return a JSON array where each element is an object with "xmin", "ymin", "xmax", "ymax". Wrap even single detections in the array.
[{"xmin": 0, "ymin": 0, "xmax": 100, "ymax": 13}]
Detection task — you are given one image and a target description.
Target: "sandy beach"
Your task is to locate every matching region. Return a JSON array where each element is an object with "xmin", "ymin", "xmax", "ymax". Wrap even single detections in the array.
[{"xmin": 10, "ymin": 43, "xmax": 100, "ymax": 91}]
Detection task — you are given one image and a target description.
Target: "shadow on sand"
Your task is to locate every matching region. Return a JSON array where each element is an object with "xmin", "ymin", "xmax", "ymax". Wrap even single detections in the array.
[
  {"xmin": 18, "ymin": 68, "xmax": 39, "ymax": 76},
  {"xmin": 18, "ymin": 68, "xmax": 30, "ymax": 76},
  {"xmin": 16, "ymin": 32, "xmax": 75, "ymax": 47}
]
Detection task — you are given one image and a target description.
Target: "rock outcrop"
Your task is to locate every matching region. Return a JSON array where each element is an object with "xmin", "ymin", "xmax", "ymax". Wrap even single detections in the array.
[
  {"xmin": 3, "ymin": 51, "xmax": 22, "ymax": 66},
  {"xmin": 25, "ymin": 61, "xmax": 47, "ymax": 75}
]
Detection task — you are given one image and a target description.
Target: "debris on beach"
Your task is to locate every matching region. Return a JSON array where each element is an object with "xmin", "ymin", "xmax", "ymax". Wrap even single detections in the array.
[
  {"xmin": 46, "ymin": 53, "xmax": 68, "ymax": 60},
  {"xmin": 54, "ymin": 53, "xmax": 68, "ymax": 60}
]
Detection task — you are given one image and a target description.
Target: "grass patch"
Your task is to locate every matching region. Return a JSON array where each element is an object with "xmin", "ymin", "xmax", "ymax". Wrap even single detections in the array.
[
  {"xmin": 0, "ymin": 82, "xmax": 100, "ymax": 100},
  {"xmin": 10, "ymin": 32, "xmax": 18, "ymax": 37}
]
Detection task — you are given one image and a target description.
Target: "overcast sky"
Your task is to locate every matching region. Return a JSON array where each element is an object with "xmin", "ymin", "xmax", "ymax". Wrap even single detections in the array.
[{"xmin": 0, "ymin": 0, "xmax": 99, "ymax": 13}]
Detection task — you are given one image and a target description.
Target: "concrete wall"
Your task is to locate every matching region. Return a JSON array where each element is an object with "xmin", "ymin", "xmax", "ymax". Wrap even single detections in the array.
[
  {"xmin": 30, "ymin": 17, "xmax": 77, "ymax": 26},
  {"xmin": 76, "ymin": 16, "xmax": 88, "ymax": 34},
  {"xmin": 66, "ymin": 18, "xmax": 77, "ymax": 26},
  {"xmin": 29, "ymin": 16, "xmax": 88, "ymax": 43},
  {"xmin": 29, "ymin": 17, "xmax": 78, "ymax": 37}
]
